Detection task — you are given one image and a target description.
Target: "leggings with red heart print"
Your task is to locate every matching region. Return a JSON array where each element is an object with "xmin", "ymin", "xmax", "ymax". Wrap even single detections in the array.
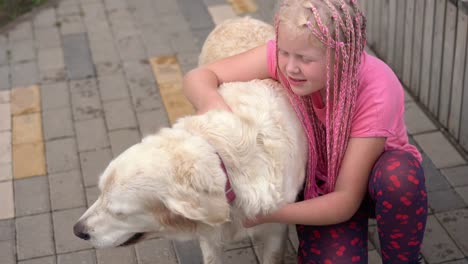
[{"xmin": 296, "ymin": 150, "xmax": 427, "ymax": 264}]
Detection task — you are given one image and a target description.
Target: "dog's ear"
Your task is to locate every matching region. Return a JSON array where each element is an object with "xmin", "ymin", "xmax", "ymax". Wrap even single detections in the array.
[{"xmin": 163, "ymin": 190, "xmax": 230, "ymax": 226}]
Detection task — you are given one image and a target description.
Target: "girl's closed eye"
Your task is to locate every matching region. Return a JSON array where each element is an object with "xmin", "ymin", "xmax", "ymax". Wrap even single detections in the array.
[{"xmin": 278, "ymin": 49, "xmax": 289, "ymax": 56}]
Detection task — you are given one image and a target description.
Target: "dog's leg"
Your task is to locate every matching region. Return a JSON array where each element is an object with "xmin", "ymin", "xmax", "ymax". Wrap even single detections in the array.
[
  {"xmin": 199, "ymin": 238, "xmax": 223, "ymax": 264},
  {"xmin": 252, "ymin": 223, "xmax": 288, "ymax": 264}
]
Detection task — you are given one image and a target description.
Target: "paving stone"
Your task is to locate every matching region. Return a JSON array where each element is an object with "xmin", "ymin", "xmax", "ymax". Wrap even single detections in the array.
[
  {"xmin": 10, "ymin": 40, "xmax": 35, "ymax": 63},
  {"xmin": 40, "ymin": 82, "xmax": 70, "ymax": 111},
  {"xmin": 0, "ymin": 240, "xmax": 16, "ymax": 264},
  {"xmin": 368, "ymin": 249, "xmax": 383, "ymax": 264},
  {"xmin": 18, "ymin": 256, "xmax": 57, "ymax": 264},
  {"xmin": 45, "ymin": 138, "xmax": 80, "ymax": 173},
  {"xmin": 98, "ymin": 74, "xmax": 129, "ymax": 101},
  {"xmin": 442, "ymin": 165, "xmax": 468, "ymax": 187},
  {"xmin": 43, "ymin": 108, "xmax": 75, "ymax": 140},
  {"xmin": 53, "ymin": 207, "xmax": 92, "ymax": 254},
  {"xmin": 169, "ymin": 30, "xmax": 200, "ymax": 53},
  {"xmin": 421, "ymin": 152, "xmax": 452, "ymax": 192},
  {"xmin": 153, "ymin": 0, "xmax": 180, "ymax": 15},
  {"xmin": 70, "ymin": 79, "xmax": 103, "ymax": 121},
  {"xmin": 0, "ymin": 219, "xmax": 14, "ymax": 241},
  {"xmin": 81, "ymin": 2, "xmax": 106, "ymax": 22},
  {"xmin": 0, "ymin": 65, "xmax": 10, "ymax": 90},
  {"xmin": 8, "ymin": 21, "xmax": 33, "ymax": 42},
  {"xmin": 203, "ymin": 0, "xmax": 228, "ymax": 5},
  {"xmin": 95, "ymin": 61, "xmax": 123, "ymax": 77},
  {"xmin": 75, "ymin": 118, "xmax": 110, "ymax": 151},
  {"xmin": 103, "ymin": 0, "xmax": 128, "ymax": 11},
  {"xmin": 0, "ymin": 103, "xmax": 11, "ymax": 131},
  {"xmin": 207, "ymin": 4, "xmax": 238, "ymax": 25},
  {"xmin": 428, "ymin": 189, "xmax": 467, "ymax": 212},
  {"xmin": 85, "ymin": 186, "xmax": 99, "ymax": 206},
  {"xmin": 137, "ymin": 109, "xmax": 169, "ymax": 137},
  {"xmin": 108, "ymin": 129, "xmax": 141, "ymax": 156},
  {"xmin": 172, "ymin": 240, "xmax": 203, "ymax": 264},
  {"xmin": 177, "ymin": 51, "xmax": 200, "ymax": 74},
  {"xmin": 140, "ymin": 27, "xmax": 173, "ymax": 57},
  {"xmin": 0, "ymin": 90, "xmax": 10, "ymax": 103},
  {"xmin": 35, "ymin": 27, "xmax": 62, "ymax": 50},
  {"xmin": 63, "ymin": 33, "xmax": 96, "ymax": 80},
  {"xmin": 135, "ymin": 238, "xmax": 178, "ymax": 264},
  {"xmin": 436, "ymin": 209, "xmax": 468, "ymax": 255},
  {"xmin": 11, "ymin": 85, "xmax": 41, "ymax": 116},
  {"xmin": 33, "ymin": 7, "xmax": 57, "ymax": 29},
  {"xmin": 444, "ymin": 259, "xmax": 468, "ymax": 264},
  {"xmin": 57, "ymin": 1, "xmax": 81, "ymax": 17},
  {"xmin": 222, "ymin": 247, "xmax": 258, "ymax": 264},
  {"xmin": 12, "ymin": 113, "xmax": 43, "ymax": 144},
  {"xmin": 14, "ymin": 176, "xmax": 50, "ymax": 217},
  {"xmin": 103, "ymin": 99, "xmax": 137, "ymax": 130},
  {"xmin": 96, "ymin": 246, "xmax": 137, "ymax": 264},
  {"xmin": 0, "ymin": 36, "xmax": 7, "ymax": 66},
  {"xmin": 405, "ymin": 102, "xmax": 438, "ymax": 135},
  {"xmin": 177, "ymin": 0, "xmax": 214, "ymax": 30},
  {"xmin": 79, "ymin": 148, "xmax": 112, "ymax": 187},
  {"xmin": 57, "ymin": 249, "xmax": 96, "ymax": 264},
  {"xmin": 0, "ymin": 181, "xmax": 14, "ymax": 220},
  {"xmin": 16, "ymin": 213, "xmax": 54, "ymax": 260},
  {"xmin": 38, "ymin": 48, "xmax": 65, "ymax": 71},
  {"xmin": 192, "ymin": 27, "xmax": 214, "ymax": 51},
  {"xmin": 414, "ymin": 132, "xmax": 466, "ymax": 169},
  {"xmin": 288, "ymin": 224, "xmax": 299, "ymax": 251},
  {"xmin": 0, "ymin": 162, "xmax": 14, "ymax": 182},
  {"xmin": 420, "ymin": 215, "xmax": 464, "ymax": 263},
  {"xmin": 116, "ymin": 36, "xmax": 147, "ymax": 61},
  {"xmin": 11, "ymin": 61, "xmax": 39, "ymax": 88},
  {"xmin": 58, "ymin": 15, "xmax": 87, "ymax": 35},
  {"xmin": 0, "ymin": 131, "xmax": 11, "ymax": 164},
  {"xmin": 86, "ymin": 22, "xmax": 113, "ymax": 40},
  {"xmin": 89, "ymin": 40, "xmax": 119, "ymax": 64},
  {"xmin": 40, "ymin": 68, "xmax": 68, "ymax": 84},
  {"xmin": 456, "ymin": 186, "xmax": 468, "ymax": 204},
  {"xmin": 49, "ymin": 170, "xmax": 86, "ymax": 210},
  {"xmin": 13, "ymin": 141, "xmax": 46, "ymax": 179}
]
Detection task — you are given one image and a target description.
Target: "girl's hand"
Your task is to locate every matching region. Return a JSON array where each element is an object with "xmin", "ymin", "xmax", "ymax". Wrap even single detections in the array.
[{"xmin": 243, "ymin": 214, "xmax": 268, "ymax": 228}]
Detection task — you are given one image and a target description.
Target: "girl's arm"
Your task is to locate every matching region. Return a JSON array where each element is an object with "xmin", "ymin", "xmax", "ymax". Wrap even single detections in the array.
[
  {"xmin": 246, "ymin": 137, "xmax": 386, "ymax": 226},
  {"xmin": 183, "ymin": 44, "xmax": 270, "ymax": 114}
]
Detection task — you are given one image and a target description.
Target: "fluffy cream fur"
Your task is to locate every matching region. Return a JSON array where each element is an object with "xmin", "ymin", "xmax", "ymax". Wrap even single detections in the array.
[{"xmin": 74, "ymin": 17, "xmax": 307, "ymax": 264}]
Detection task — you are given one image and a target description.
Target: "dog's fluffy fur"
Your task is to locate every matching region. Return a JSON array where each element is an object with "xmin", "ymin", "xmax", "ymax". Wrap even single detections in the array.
[{"xmin": 74, "ymin": 17, "xmax": 307, "ymax": 264}]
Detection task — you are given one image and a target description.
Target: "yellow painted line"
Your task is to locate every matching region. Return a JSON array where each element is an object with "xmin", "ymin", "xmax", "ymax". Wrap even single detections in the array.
[
  {"xmin": 11, "ymin": 85, "xmax": 46, "ymax": 179},
  {"xmin": 150, "ymin": 56, "xmax": 195, "ymax": 125},
  {"xmin": 227, "ymin": 0, "xmax": 258, "ymax": 14}
]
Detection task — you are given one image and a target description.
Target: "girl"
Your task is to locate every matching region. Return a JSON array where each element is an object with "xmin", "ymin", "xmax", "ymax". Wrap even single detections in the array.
[{"xmin": 182, "ymin": 0, "xmax": 428, "ymax": 263}]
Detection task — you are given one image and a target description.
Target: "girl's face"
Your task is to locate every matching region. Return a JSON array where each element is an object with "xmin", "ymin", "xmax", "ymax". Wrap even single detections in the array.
[{"xmin": 277, "ymin": 23, "xmax": 328, "ymax": 97}]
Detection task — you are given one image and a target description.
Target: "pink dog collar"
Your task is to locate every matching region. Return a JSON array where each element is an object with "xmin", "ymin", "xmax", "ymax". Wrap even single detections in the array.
[{"xmin": 217, "ymin": 154, "xmax": 236, "ymax": 203}]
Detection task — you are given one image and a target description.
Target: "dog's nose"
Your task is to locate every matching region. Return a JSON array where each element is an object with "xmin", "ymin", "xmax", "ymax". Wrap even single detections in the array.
[{"xmin": 73, "ymin": 222, "xmax": 90, "ymax": 240}]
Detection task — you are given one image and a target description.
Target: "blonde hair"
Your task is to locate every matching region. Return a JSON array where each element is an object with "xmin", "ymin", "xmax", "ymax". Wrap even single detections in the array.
[{"xmin": 274, "ymin": 0, "xmax": 367, "ymax": 198}]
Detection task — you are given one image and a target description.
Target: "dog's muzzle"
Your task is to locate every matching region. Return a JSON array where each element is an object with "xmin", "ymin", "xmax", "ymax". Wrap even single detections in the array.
[{"xmin": 119, "ymin": 233, "xmax": 145, "ymax": 246}]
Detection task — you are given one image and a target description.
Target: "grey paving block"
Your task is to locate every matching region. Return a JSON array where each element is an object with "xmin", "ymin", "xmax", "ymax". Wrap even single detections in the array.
[
  {"xmin": 70, "ymin": 79, "xmax": 103, "ymax": 121},
  {"xmin": 252, "ymin": 238, "xmax": 296, "ymax": 264},
  {"xmin": 58, "ymin": 15, "xmax": 87, "ymax": 35},
  {"xmin": 95, "ymin": 61, "xmax": 123, "ymax": 77},
  {"xmin": 89, "ymin": 40, "xmax": 119, "ymax": 64},
  {"xmin": 33, "ymin": 7, "xmax": 58, "ymax": 29},
  {"xmin": 49, "ymin": 170, "xmax": 86, "ymax": 210},
  {"xmin": 75, "ymin": 118, "xmax": 110, "ymax": 152},
  {"xmin": 442, "ymin": 166, "xmax": 468, "ymax": 187},
  {"xmin": 85, "ymin": 186, "xmax": 99, "ymax": 206},
  {"xmin": 173, "ymin": 240, "xmax": 203, "ymax": 264},
  {"xmin": 79, "ymin": 148, "xmax": 112, "ymax": 187},
  {"xmin": 140, "ymin": 27, "xmax": 173, "ymax": 57},
  {"xmin": 169, "ymin": 30, "xmax": 200, "ymax": 53},
  {"xmin": 288, "ymin": 224, "xmax": 299, "ymax": 251},
  {"xmin": 96, "ymin": 246, "xmax": 137, "ymax": 264},
  {"xmin": 16, "ymin": 213, "xmax": 55, "ymax": 260},
  {"xmin": 57, "ymin": 1, "xmax": 81, "ymax": 17},
  {"xmin": 222, "ymin": 247, "xmax": 258, "ymax": 264},
  {"xmin": 153, "ymin": 0, "xmax": 180, "ymax": 15},
  {"xmin": 116, "ymin": 36, "xmax": 147, "ymax": 61},
  {"xmin": 177, "ymin": 51, "xmax": 200, "ymax": 74},
  {"xmin": 45, "ymin": 137, "xmax": 80, "ymax": 173},
  {"xmin": 19, "ymin": 256, "xmax": 56, "ymax": 264},
  {"xmin": 428, "ymin": 189, "xmax": 467, "ymax": 212},
  {"xmin": 103, "ymin": 99, "xmax": 137, "ymax": 130},
  {"xmin": 43, "ymin": 108, "xmax": 75, "ymax": 140},
  {"xmin": 436, "ymin": 209, "xmax": 468, "ymax": 255},
  {"xmin": 0, "ymin": 240, "xmax": 16, "ymax": 264},
  {"xmin": 191, "ymin": 28, "xmax": 213, "ymax": 51},
  {"xmin": 40, "ymin": 68, "xmax": 68, "ymax": 84},
  {"xmin": 405, "ymin": 102, "xmax": 437, "ymax": 135},
  {"xmin": 444, "ymin": 259, "xmax": 468, "ymax": 264},
  {"xmin": 14, "ymin": 176, "xmax": 50, "ymax": 217},
  {"xmin": 0, "ymin": 219, "xmax": 15, "ymax": 241},
  {"xmin": 103, "ymin": 0, "xmax": 128, "ymax": 11},
  {"xmin": 8, "ymin": 21, "xmax": 33, "ymax": 42},
  {"xmin": 414, "ymin": 132, "xmax": 466, "ymax": 169},
  {"xmin": 135, "ymin": 238, "xmax": 178, "ymax": 264},
  {"xmin": 176, "ymin": 0, "xmax": 214, "ymax": 30},
  {"xmin": 63, "ymin": 33, "xmax": 96, "ymax": 80},
  {"xmin": 11, "ymin": 61, "xmax": 39, "ymax": 88},
  {"xmin": 203, "ymin": 0, "xmax": 226, "ymax": 5},
  {"xmin": 368, "ymin": 250, "xmax": 383, "ymax": 264},
  {"xmin": 137, "ymin": 109, "xmax": 169, "ymax": 137},
  {"xmin": 57, "ymin": 249, "xmax": 96, "ymax": 264},
  {"xmin": 0, "ymin": 163, "xmax": 12, "ymax": 182},
  {"xmin": 38, "ymin": 48, "xmax": 65, "ymax": 71},
  {"xmin": 53, "ymin": 207, "xmax": 92, "ymax": 254},
  {"xmin": 98, "ymin": 74, "xmax": 129, "ymax": 101},
  {"xmin": 422, "ymin": 153, "xmax": 452, "ymax": 192},
  {"xmin": 81, "ymin": 2, "xmax": 106, "ymax": 22},
  {"xmin": 10, "ymin": 40, "xmax": 35, "ymax": 63},
  {"xmin": 35, "ymin": 27, "xmax": 62, "ymax": 50},
  {"xmin": 421, "ymin": 215, "xmax": 464, "ymax": 263},
  {"xmin": 456, "ymin": 186, "xmax": 468, "ymax": 204},
  {"xmin": 108, "ymin": 129, "xmax": 141, "ymax": 157},
  {"xmin": 40, "ymin": 82, "xmax": 70, "ymax": 111},
  {"xmin": 0, "ymin": 65, "xmax": 10, "ymax": 90}
]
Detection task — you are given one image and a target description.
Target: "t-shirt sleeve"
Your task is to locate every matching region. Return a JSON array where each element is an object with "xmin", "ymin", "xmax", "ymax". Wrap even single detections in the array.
[
  {"xmin": 351, "ymin": 61, "xmax": 405, "ymax": 138},
  {"xmin": 266, "ymin": 39, "xmax": 278, "ymax": 80}
]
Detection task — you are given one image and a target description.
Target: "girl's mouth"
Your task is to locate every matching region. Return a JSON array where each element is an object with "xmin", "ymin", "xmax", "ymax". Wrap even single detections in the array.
[{"xmin": 288, "ymin": 76, "xmax": 307, "ymax": 86}]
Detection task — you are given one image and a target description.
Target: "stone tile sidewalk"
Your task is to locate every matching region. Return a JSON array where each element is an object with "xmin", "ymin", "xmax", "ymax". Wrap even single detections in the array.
[{"xmin": 0, "ymin": 0, "xmax": 467, "ymax": 263}]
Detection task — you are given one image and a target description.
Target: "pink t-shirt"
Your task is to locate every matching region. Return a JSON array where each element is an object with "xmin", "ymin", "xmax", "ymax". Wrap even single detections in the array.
[{"xmin": 267, "ymin": 40, "xmax": 421, "ymax": 162}]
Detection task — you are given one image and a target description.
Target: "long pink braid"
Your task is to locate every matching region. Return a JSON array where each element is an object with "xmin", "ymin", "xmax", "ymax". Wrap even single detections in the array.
[{"xmin": 275, "ymin": 0, "xmax": 367, "ymax": 199}]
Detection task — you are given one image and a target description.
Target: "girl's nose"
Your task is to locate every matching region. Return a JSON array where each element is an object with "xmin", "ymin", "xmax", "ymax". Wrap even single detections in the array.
[{"xmin": 286, "ymin": 58, "xmax": 300, "ymax": 74}]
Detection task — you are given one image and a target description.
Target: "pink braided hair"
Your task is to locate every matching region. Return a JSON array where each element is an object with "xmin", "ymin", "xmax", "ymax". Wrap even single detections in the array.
[{"xmin": 275, "ymin": 0, "xmax": 367, "ymax": 199}]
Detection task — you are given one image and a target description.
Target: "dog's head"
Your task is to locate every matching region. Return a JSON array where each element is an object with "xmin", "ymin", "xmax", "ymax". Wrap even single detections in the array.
[{"xmin": 73, "ymin": 129, "xmax": 231, "ymax": 248}]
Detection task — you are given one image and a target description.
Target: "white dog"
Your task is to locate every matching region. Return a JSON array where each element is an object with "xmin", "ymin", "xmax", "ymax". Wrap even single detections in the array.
[{"xmin": 74, "ymin": 17, "xmax": 307, "ymax": 264}]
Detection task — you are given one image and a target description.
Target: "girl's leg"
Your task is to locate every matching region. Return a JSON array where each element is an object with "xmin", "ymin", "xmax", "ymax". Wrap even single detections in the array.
[
  {"xmin": 296, "ymin": 205, "xmax": 369, "ymax": 264},
  {"xmin": 368, "ymin": 150, "xmax": 427, "ymax": 263}
]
